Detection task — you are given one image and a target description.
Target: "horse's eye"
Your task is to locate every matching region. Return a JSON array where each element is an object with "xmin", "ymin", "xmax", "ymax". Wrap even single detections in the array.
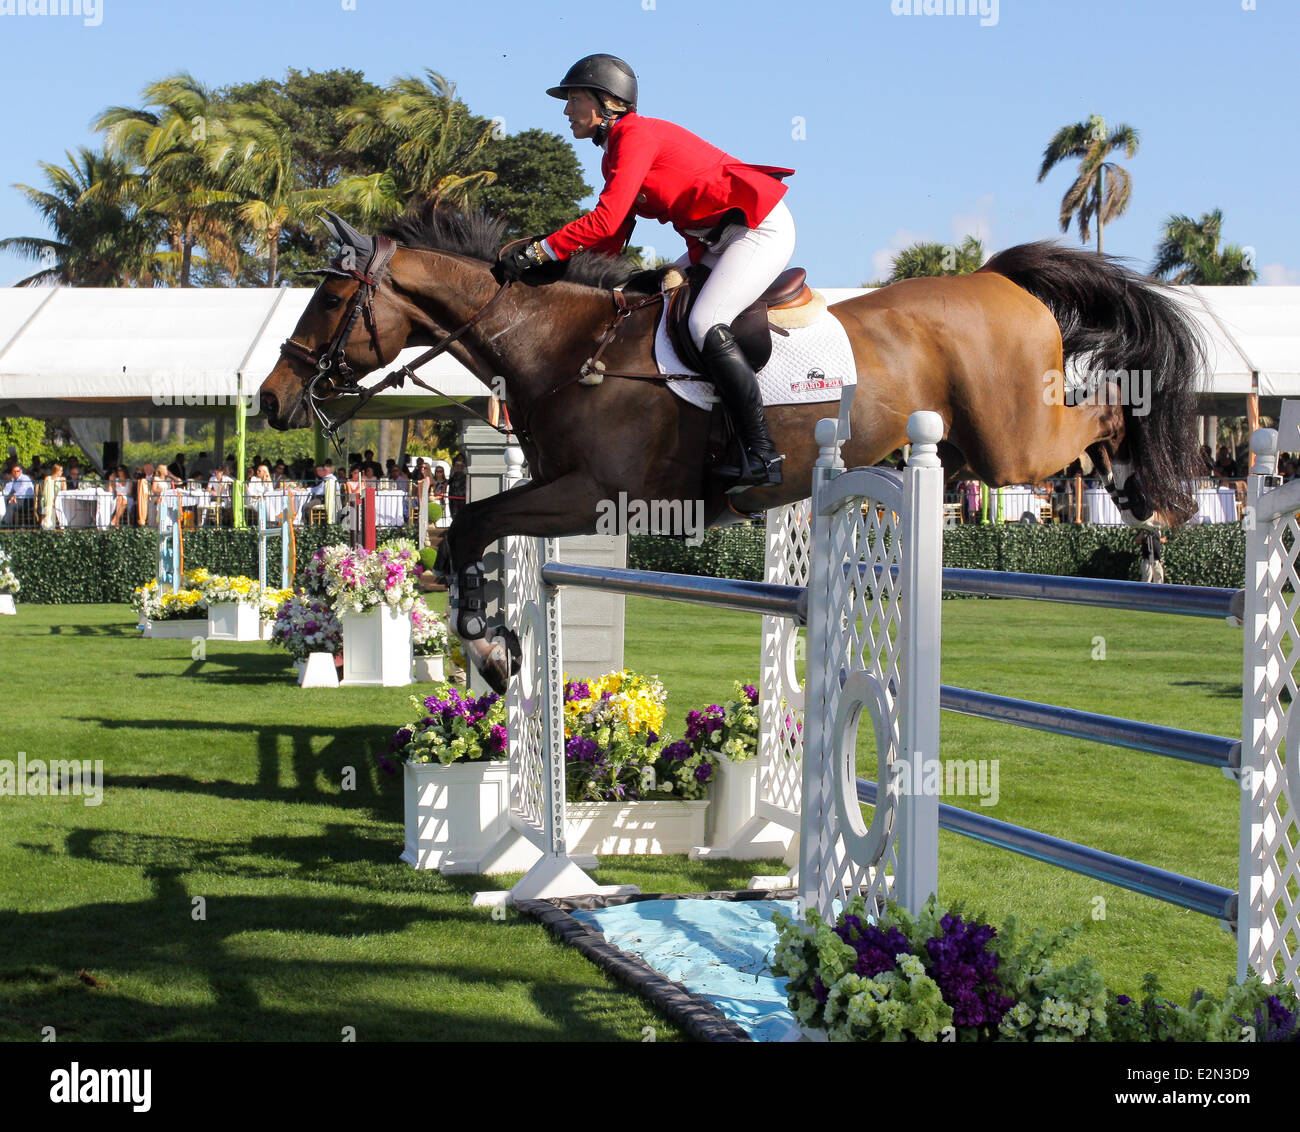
[{"xmin": 319, "ymin": 294, "xmax": 342, "ymax": 310}]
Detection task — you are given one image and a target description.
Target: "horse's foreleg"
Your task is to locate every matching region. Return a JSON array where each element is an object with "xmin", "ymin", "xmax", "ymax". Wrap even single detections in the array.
[{"xmin": 444, "ymin": 474, "xmax": 607, "ymax": 693}]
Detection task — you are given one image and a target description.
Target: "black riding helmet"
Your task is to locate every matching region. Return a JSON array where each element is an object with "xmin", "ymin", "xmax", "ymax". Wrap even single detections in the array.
[{"xmin": 545, "ymin": 53, "xmax": 638, "ymax": 108}]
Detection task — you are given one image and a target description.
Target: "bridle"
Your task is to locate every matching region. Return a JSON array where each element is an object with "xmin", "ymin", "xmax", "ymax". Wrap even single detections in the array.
[{"xmin": 278, "ymin": 235, "xmax": 513, "ymax": 442}]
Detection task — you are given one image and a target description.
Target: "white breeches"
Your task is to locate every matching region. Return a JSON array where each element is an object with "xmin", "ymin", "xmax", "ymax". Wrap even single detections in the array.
[{"xmin": 685, "ymin": 199, "xmax": 796, "ymax": 350}]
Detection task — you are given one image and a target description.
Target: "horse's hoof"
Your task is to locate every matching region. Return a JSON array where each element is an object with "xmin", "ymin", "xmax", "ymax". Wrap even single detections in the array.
[
  {"xmin": 486, "ymin": 625, "xmax": 522, "ymax": 669},
  {"xmin": 460, "ymin": 635, "xmax": 514, "ymax": 695}
]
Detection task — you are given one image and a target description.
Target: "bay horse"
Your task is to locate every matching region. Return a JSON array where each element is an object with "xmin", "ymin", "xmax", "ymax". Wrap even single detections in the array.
[{"xmin": 259, "ymin": 207, "xmax": 1204, "ymax": 692}]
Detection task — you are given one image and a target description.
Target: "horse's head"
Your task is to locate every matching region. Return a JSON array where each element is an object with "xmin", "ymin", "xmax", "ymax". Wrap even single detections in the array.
[{"xmin": 260, "ymin": 212, "xmax": 418, "ymax": 431}]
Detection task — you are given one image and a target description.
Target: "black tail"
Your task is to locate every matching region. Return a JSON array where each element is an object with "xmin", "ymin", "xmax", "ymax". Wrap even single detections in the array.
[{"xmin": 980, "ymin": 241, "xmax": 1205, "ymax": 523}]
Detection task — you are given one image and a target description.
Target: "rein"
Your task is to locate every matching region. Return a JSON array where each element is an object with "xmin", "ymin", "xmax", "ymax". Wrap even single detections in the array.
[
  {"xmin": 281, "ymin": 247, "xmax": 695, "ymax": 447},
  {"xmin": 279, "ymin": 239, "xmax": 515, "ymax": 442}
]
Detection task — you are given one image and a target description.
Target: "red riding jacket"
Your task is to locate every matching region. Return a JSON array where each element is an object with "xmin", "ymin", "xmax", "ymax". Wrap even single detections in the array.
[{"xmin": 544, "ymin": 112, "xmax": 794, "ymax": 264}]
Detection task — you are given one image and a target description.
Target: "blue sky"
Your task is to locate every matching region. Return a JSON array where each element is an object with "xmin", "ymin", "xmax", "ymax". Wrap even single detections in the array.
[{"xmin": 1, "ymin": 0, "xmax": 1296, "ymax": 287}]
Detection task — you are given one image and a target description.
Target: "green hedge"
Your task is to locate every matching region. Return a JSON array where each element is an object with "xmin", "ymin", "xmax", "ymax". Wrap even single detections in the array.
[
  {"xmin": 1, "ymin": 520, "xmax": 1246, "ymax": 603},
  {"xmin": 628, "ymin": 522, "xmax": 1246, "ymax": 589},
  {"xmin": 628, "ymin": 524, "xmax": 768, "ymax": 581},
  {"xmin": 0, "ymin": 524, "xmax": 417, "ymax": 604}
]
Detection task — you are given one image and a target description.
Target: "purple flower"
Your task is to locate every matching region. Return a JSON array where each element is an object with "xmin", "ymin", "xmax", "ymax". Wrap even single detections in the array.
[
  {"xmin": 564, "ymin": 680, "xmax": 591, "ymax": 702},
  {"xmin": 694, "ymin": 763, "xmax": 713, "ymax": 783},
  {"xmin": 566, "ymin": 736, "xmax": 601, "ymax": 763},
  {"xmin": 743, "ymin": 684, "xmax": 758, "ymax": 704},
  {"xmin": 488, "ymin": 724, "xmax": 508, "ymax": 754},
  {"xmin": 661, "ymin": 740, "xmax": 693, "ymax": 761},
  {"xmin": 1116, "ymin": 994, "xmax": 1132, "ymax": 1006}
]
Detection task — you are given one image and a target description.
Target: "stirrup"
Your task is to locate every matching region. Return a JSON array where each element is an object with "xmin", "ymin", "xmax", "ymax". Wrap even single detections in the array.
[{"xmin": 718, "ymin": 453, "xmax": 784, "ymax": 492}]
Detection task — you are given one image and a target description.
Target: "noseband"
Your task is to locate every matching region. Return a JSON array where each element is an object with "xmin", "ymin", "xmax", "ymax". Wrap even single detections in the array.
[{"xmin": 278, "ymin": 237, "xmax": 513, "ymax": 441}]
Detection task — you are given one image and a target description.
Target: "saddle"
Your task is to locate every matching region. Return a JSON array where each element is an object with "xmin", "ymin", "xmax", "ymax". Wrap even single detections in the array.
[{"xmin": 665, "ymin": 263, "xmax": 813, "ymax": 374}]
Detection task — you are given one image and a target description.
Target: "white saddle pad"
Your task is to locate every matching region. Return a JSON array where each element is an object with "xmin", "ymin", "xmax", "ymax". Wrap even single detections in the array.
[{"xmin": 656, "ymin": 304, "xmax": 857, "ymax": 411}]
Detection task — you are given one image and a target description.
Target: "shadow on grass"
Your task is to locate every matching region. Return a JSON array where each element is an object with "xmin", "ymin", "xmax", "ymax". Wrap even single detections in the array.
[
  {"xmin": 0, "ymin": 865, "xmax": 642, "ymax": 1041},
  {"xmin": 1169, "ymin": 679, "xmax": 1243, "ymax": 699},
  {"xmin": 81, "ymin": 717, "xmax": 400, "ymax": 804},
  {"xmin": 47, "ymin": 623, "xmax": 139, "ymax": 638}
]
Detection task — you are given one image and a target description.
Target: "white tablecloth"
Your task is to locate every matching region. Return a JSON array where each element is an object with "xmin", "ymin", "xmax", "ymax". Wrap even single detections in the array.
[
  {"xmin": 996, "ymin": 486, "xmax": 1047, "ymax": 522},
  {"xmin": 55, "ymin": 489, "xmax": 114, "ymax": 529},
  {"xmin": 253, "ymin": 488, "xmax": 313, "ymax": 526},
  {"xmin": 374, "ymin": 489, "xmax": 408, "ymax": 527},
  {"xmin": 1190, "ymin": 486, "xmax": 1238, "ymax": 525},
  {"xmin": 1083, "ymin": 487, "xmax": 1123, "ymax": 525}
]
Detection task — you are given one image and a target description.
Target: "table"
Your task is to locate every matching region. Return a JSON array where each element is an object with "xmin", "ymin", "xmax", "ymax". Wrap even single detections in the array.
[
  {"xmin": 997, "ymin": 486, "xmax": 1047, "ymax": 522},
  {"xmin": 374, "ymin": 489, "xmax": 408, "ymax": 527},
  {"xmin": 1083, "ymin": 487, "xmax": 1123, "ymax": 525},
  {"xmin": 1190, "ymin": 486, "xmax": 1238, "ymax": 525},
  {"xmin": 55, "ymin": 489, "xmax": 114, "ymax": 529},
  {"xmin": 255, "ymin": 488, "xmax": 313, "ymax": 526}
]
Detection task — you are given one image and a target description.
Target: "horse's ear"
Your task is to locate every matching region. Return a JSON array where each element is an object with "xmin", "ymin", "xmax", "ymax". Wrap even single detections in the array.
[{"xmin": 319, "ymin": 210, "xmax": 373, "ymax": 260}]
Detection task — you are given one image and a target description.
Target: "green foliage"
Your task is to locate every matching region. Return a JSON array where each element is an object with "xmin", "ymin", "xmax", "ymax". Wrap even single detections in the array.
[
  {"xmin": 884, "ymin": 235, "xmax": 985, "ymax": 283},
  {"xmin": 0, "ymin": 524, "xmax": 417, "ymax": 604},
  {"xmin": 628, "ymin": 525, "xmax": 767, "ymax": 580},
  {"xmin": 1151, "ymin": 208, "xmax": 1257, "ymax": 285},
  {"xmin": 475, "ymin": 128, "xmax": 593, "ymax": 240},
  {"xmin": 0, "ymin": 418, "xmax": 50, "ymax": 464},
  {"xmin": 630, "ymin": 522, "xmax": 1245, "ymax": 589}
]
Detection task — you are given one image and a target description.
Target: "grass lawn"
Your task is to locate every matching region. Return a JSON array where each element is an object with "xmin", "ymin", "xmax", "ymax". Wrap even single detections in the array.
[{"xmin": 0, "ymin": 593, "xmax": 1244, "ymax": 1041}]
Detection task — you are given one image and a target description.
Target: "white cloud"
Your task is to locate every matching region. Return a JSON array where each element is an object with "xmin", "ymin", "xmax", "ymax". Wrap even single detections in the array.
[
  {"xmin": 1260, "ymin": 262, "xmax": 1300, "ymax": 286},
  {"xmin": 950, "ymin": 193, "xmax": 996, "ymax": 247},
  {"xmin": 869, "ymin": 227, "xmax": 927, "ymax": 282}
]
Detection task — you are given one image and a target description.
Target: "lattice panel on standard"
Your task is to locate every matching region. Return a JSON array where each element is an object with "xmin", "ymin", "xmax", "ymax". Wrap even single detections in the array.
[
  {"xmin": 761, "ymin": 501, "xmax": 810, "ymax": 825},
  {"xmin": 1245, "ymin": 509, "xmax": 1300, "ymax": 989}
]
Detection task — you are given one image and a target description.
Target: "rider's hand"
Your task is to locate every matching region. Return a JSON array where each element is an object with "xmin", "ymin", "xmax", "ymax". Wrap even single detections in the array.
[{"xmin": 495, "ymin": 237, "xmax": 548, "ymax": 283}]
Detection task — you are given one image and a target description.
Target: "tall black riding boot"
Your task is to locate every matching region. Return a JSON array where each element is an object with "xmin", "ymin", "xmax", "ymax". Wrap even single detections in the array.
[{"xmin": 701, "ymin": 324, "xmax": 783, "ymax": 492}]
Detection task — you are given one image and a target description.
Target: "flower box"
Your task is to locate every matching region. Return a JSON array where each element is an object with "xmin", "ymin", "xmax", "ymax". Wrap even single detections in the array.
[
  {"xmin": 402, "ymin": 759, "xmax": 541, "ymax": 874},
  {"xmin": 260, "ymin": 619, "xmax": 275, "ymax": 641},
  {"xmin": 141, "ymin": 618, "xmax": 207, "ymax": 639},
  {"xmin": 341, "ymin": 606, "xmax": 412, "ymax": 686},
  {"xmin": 207, "ymin": 600, "xmax": 262, "ymax": 641},
  {"xmin": 413, "ymin": 654, "xmax": 445, "ymax": 682},
  {"xmin": 565, "ymin": 799, "xmax": 709, "ymax": 855},
  {"xmin": 299, "ymin": 651, "xmax": 340, "ymax": 688},
  {"xmin": 0, "ymin": 593, "xmax": 16, "ymax": 616}
]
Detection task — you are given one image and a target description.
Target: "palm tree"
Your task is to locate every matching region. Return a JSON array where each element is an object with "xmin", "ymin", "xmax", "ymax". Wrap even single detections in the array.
[
  {"xmin": 886, "ymin": 236, "xmax": 986, "ymax": 283},
  {"xmin": 1151, "ymin": 209, "xmax": 1257, "ymax": 285},
  {"xmin": 1037, "ymin": 114, "xmax": 1138, "ymax": 253},
  {"xmin": 335, "ymin": 70, "xmax": 496, "ymax": 222},
  {"xmin": 0, "ymin": 147, "xmax": 165, "ymax": 285},
  {"xmin": 202, "ymin": 105, "xmax": 338, "ymax": 284},
  {"xmin": 93, "ymin": 73, "xmax": 238, "ymax": 286}
]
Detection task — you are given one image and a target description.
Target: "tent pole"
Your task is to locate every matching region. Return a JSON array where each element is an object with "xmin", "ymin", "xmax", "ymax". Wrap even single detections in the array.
[{"xmin": 233, "ymin": 376, "xmax": 247, "ymax": 529}]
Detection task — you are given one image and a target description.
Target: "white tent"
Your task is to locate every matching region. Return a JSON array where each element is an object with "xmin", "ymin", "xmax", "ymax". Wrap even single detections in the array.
[
  {"xmin": 1, "ymin": 283, "xmax": 1297, "ymax": 419},
  {"xmin": 0, "ymin": 286, "xmax": 493, "ymax": 419}
]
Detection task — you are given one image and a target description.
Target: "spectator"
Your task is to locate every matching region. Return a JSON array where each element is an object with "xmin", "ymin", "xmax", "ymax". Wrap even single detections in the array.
[
  {"xmin": 1137, "ymin": 529, "xmax": 1166, "ymax": 585},
  {"xmin": 40, "ymin": 463, "xmax": 66, "ymax": 530},
  {"xmin": 447, "ymin": 457, "xmax": 467, "ymax": 520},
  {"xmin": 172, "ymin": 452, "xmax": 187, "ymax": 481},
  {"xmin": 272, "ymin": 461, "xmax": 288, "ymax": 487},
  {"xmin": 191, "ymin": 451, "xmax": 213, "ymax": 480},
  {"xmin": 108, "ymin": 465, "xmax": 133, "ymax": 528},
  {"xmin": 64, "ymin": 460, "xmax": 82, "ymax": 490},
  {"xmin": 2, "ymin": 464, "xmax": 35, "ymax": 526}
]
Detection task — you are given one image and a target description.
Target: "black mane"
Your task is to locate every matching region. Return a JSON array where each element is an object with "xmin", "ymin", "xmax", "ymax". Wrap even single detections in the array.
[{"xmin": 383, "ymin": 201, "xmax": 641, "ymax": 290}]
